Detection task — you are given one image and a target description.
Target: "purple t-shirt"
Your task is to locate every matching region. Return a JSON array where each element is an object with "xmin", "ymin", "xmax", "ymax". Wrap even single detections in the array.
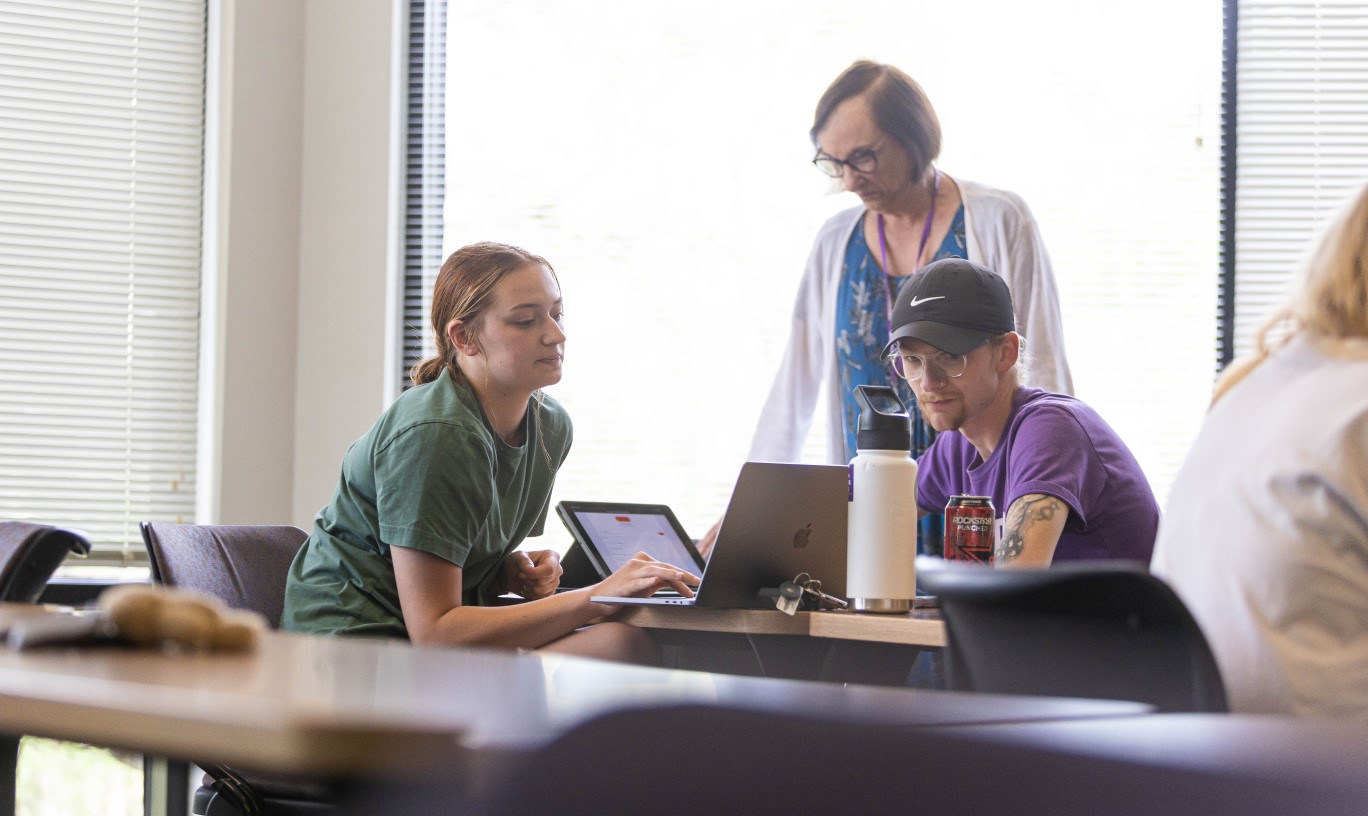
[{"xmin": 916, "ymin": 387, "xmax": 1158, "ymax": 562}]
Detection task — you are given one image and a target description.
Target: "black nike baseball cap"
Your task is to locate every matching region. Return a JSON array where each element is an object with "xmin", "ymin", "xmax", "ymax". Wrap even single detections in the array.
[{"xmin": 880, "ymin": 258, "xmax": 1016, "ymax": 358}]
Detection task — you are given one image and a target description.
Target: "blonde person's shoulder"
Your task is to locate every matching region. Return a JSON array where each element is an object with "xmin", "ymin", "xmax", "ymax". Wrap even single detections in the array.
[{"xmin": 1210, "ymin": 354, "xmax": 1262, "ymax": 407}]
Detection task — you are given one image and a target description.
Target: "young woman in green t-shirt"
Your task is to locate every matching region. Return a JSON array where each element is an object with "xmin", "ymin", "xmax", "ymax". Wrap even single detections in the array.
[{"xmin": 283, "ymin": 242, "xmax": 698, "ymax": 663}]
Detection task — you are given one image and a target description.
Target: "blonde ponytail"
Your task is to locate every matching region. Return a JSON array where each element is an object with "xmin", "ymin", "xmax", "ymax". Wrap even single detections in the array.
[{"xmin": 1212, "ymin": 182, "xmax": 1368, "ymax": 407}]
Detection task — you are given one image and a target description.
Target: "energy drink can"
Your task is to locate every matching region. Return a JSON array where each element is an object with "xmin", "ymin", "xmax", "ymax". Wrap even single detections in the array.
[{"xmin": 944, "ymin": 495, "xmax": 995, "ymax": 564}]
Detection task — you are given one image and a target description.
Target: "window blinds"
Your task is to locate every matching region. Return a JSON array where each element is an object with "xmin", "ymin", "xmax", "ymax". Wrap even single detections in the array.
[
  {"xmin": 400, "ymin": 0, "xmax": 446, "ymax": 392},
  {"xmin": 0, "ymin": 0, "xmax": 207, "ymax": 565},
  {"xmin": 1232, "ymin": 0, "xmax": 1368, "ymax": 357}
]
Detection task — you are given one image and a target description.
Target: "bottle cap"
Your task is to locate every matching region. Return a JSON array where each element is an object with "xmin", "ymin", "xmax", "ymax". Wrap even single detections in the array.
[{"xmin": 853, "ymin": 385, "xmax": 911, "ymax": 452}]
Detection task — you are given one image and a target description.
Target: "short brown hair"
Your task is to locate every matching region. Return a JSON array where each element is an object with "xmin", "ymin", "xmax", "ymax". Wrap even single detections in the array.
[{"xmin": 811, "ymin": 60, "xmax": 942, "ymax": 182}]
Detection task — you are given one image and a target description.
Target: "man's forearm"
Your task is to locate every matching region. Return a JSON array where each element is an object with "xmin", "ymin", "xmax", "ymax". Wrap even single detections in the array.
[{"xmin": 997, "ymin": 493, "xmax": 1067, "ymax": 567}]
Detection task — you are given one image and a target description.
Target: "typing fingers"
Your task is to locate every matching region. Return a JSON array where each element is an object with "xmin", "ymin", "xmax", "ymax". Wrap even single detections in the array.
[
  {"xmin": 601, "ymin": 558, "xmax": 700, "ymax": 599},
  {"xmin": 638, "ymin": 564, "xmax": 700, "ymax": 598},
  {"xmin": 623, "ymin": 572, "xmax": 686, "ymax": 598}
]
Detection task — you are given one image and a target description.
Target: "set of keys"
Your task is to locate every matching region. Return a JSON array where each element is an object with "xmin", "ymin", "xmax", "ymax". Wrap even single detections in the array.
[{"xmin": 769, "ymin": 572, "xmax": 848, "ymax": 616}]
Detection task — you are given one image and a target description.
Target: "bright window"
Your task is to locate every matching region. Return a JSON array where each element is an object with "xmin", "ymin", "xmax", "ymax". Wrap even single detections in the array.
[{"xmin": 437, "ymin": 0, "xmax": 1222, "ymax": 538}]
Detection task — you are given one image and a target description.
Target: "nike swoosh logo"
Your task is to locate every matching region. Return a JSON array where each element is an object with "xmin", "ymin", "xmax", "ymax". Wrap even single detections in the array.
[{"xmin": 908, "ymin": 296, "xmax": 946, "ymax": 307}]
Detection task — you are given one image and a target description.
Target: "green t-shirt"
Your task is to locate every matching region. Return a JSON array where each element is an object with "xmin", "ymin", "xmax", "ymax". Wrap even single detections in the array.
[{"xmin": 281, "ymin": 369, "xmax": 572, "ymax": 638}]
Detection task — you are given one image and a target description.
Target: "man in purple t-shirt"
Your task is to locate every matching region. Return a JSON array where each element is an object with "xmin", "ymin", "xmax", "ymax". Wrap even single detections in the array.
[{"xmin": 882, "ymin": 258, "xmax": 1158, "ymax": 566}]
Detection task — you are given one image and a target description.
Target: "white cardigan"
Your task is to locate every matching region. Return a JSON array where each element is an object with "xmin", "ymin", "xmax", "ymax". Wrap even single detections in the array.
[{"xmin": 748, "ymin": 178, "xmax": 1074, "ymax": 465}]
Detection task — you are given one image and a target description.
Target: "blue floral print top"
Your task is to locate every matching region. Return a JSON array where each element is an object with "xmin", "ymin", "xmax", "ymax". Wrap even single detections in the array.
[{"xmin": 834, "ymin": 205, "xmax": 967, "ymax": 555}]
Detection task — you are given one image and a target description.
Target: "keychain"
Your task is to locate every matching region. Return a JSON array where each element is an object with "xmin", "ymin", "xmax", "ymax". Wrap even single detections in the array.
[
  {"xmin": 774, "ymin": 581, "xmax": 804, "ymax": 615},
  {"xmin": 799, "ymin": 576, "xmax": 848, "ymax": 611},
  {"xmin": 770, "ymin": 573, "xmax": 848, "ymax": 616}
]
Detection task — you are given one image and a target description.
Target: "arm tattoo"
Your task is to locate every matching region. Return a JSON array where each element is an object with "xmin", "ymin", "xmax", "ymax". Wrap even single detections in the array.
[{"xmin": 996, "ymin": 494, "xmax": 1063, "ymax": 564}]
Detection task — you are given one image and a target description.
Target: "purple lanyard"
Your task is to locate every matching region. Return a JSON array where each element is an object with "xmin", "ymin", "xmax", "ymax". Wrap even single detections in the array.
[{"xmin": 878, "ymin": 168, "xmax": 940, "ymax": 322}]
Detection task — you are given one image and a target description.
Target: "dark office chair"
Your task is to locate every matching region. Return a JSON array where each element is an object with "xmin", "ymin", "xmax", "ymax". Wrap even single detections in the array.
[
  {"xmin": 0, "ymin": 521, "xmax": 91, "ymax": 604},
  {"xmin": 919, "ymin": 562, "xmax": 1228, "ymax": 713},
  {"xmin": 140, "ymin": 522, "xmax": 308, "ymax": 628},
  {"xmin": 140, "ymin": 522, "xmax": 334, "ymax": 816},
  {"xmin": 342, "ymin": 703, "xmax": 1366, "ymax": 816},
  {"xmin": 0, "ymin": 522, "xmax": 91, "ymax": 816}
]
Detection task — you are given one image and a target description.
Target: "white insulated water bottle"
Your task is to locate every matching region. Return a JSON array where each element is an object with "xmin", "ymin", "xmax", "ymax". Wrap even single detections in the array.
[{"xmin": 847, "ymin": 385, "xmax": 919, "ymax": 613}]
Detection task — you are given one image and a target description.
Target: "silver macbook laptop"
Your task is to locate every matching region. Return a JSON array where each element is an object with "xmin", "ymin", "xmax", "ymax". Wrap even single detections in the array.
[{"xmin": 590, "ymin": 462, "xmax": 848, "ymax": 609}]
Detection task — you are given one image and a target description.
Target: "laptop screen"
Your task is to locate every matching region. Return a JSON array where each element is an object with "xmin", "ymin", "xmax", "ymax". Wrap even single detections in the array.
[{"xmin": 556, "ymin": 502, "xmax": 705, "ymax": 575}]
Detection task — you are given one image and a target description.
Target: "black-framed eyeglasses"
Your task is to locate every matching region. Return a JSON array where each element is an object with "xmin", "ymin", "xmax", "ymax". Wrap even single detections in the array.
[{"xmin": 812, "ymin": 138, "xmax": 886, "ymax": 178}]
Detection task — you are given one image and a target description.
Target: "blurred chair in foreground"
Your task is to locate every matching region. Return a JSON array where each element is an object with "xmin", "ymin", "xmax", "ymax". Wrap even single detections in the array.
[
  {"xmin": 0, "ymin": 521, "xmax": 91, "ymax": 816},
  {"xmin": 343, "ymin": 703, "xmax": 1368, "ymax": 816},
  {"xmin": 920, "ymin": 562, "xmax": 1227, "ymax": 713},
  {"xmin": 0, "ymin": 521, "xmax": 90, "ymax": 604},
  {"xmin": 140, "ymin": 522, "xmax": 332, "ymax": 816}
]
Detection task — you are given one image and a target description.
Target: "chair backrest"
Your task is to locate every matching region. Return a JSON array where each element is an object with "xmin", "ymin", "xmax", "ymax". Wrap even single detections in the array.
[
  {"xmin": 139, "ymin": 522, "xmax": 308, "ymax": 628},
  {"xmin": 344, "ymin": 704, "xmax": 1368, "ymax": 816},
  {"xmin": 348, "ymin": 705, "xmax": 932, "ymax": 816},
  {"xmin": 919, "ymin": 562, "xmax": 1228, "ymax": 713},
  {"xmin": 0, "ymin": 522, "xmax": 91, "ymax": 604}
]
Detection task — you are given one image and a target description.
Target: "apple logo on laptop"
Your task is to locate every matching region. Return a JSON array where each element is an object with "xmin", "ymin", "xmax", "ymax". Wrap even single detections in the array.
[{"xmin": 792, "ymin": 523, "xmax": 812, "ymax": 549}]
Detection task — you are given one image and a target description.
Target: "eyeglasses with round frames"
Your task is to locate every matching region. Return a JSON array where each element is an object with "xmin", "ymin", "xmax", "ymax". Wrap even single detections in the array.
[
  {"xmin": 812, "ymin": 138, "xmax": 886, "ymax": 178},
  {"xmin": 885, "ymin": 340, "xmax": 987, "ymax": 382}
]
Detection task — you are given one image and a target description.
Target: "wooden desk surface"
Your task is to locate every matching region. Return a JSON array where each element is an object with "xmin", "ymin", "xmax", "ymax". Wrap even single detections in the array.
[
  {"xmin": 616, "ymin": 605, "xmax": 947, "ymax": 647},
  {"xmin": 0, "ymin": 612, "xmax": 1143, "ymax": 779},
  {"xmin": 0, "ymin": 627, "xmax": 462, "ymax": 778}
]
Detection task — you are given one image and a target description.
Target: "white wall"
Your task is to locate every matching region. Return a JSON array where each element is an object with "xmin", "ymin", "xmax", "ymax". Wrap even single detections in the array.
[
  {"xmin": 204, "ymin": 0, "xmax": 399, "ymax": 527},
  {"xmin": 292, "ymin": 1, "xmax": 399, "ymax": 524}
]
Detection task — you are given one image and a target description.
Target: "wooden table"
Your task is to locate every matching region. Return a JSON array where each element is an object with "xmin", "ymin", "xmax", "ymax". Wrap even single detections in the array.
[
  {"xmin": 615, "ymin": 605, "xmax": 946, "ymax": 647},
  {"xmin": 0, "ymin": 629, "xmax": 459, "ymax": 779},
  {"xmin": 612, "ymin": 605, "xmax": 945, "ymax": 685},
  {"xmin": 0, "ymin": 618, "xmax": 1144, "ymax": 780}
]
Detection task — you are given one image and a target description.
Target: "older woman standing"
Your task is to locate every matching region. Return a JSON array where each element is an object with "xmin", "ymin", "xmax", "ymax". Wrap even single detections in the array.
[{"xmin": 745, "ymin": 60, "xmax": 1072, "ymax": 556}]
